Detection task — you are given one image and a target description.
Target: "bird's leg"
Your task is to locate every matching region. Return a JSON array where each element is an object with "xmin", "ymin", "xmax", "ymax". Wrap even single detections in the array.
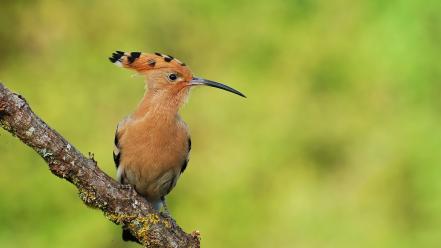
[
  {"xmin": 119, "ymin": 183, "xmax": 133, "ymax": 190},
  {"xmin": 123, "ymin": 185, "xmax": 131, "ymax": 190},
  {"xmin": 160, "ymin": 196, "xmax": 171, "ymax": 216}
]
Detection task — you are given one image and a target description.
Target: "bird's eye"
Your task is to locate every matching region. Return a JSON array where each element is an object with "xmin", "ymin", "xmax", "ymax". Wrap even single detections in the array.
[{"xmin": 168, "ymin": 73, "xmax": 178, "ymax": 81}]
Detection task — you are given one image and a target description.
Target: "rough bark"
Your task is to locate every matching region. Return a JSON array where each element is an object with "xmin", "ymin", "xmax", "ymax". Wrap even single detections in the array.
[{"xmin": 0, "ymin": 83, "xmax": 200, "ymax": 248}]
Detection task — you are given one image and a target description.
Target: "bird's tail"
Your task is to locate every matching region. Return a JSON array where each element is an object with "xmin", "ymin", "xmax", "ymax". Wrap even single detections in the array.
[
  {"xmin": 122, "ymin": 228, "xmax": 140, "ymax": 244},
  {"xmin": 108, "ymin": 51, "xmax": 155, "ymax": 73}
]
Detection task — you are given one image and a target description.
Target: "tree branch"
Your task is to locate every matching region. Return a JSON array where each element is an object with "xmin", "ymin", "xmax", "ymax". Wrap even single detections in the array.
[{"xmin": 0, "ymin": 83, "xmax": 200, "ymax": 248}]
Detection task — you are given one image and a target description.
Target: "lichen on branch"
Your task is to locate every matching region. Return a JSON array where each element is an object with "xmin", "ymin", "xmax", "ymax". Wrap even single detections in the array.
[{"xmin": 0, "ymin": 83, "xmax": 200, "ymax": 248}]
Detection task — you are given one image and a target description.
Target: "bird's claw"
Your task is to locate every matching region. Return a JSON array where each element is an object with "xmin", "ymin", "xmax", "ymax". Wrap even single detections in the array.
[
  {"xmin": 88, "ymin": 152, "xmax": 96, "ymax": 162},
  {"xmin": 120, "ymin": 184, "xmax": 133, "ymax": 191},
  {"xmin": 191, "ymin": 230, "xmax": 201, "ymax": 239},
  {"xmin": 159, "ymin": 211, "xmax": 172, "ymax": 219}
]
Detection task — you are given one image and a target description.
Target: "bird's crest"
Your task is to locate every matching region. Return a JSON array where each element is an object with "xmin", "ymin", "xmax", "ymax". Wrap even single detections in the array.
[
  {"xmin": 109, "ymin": 51, "xmax": 187, "ymax": 74},
  {"xmin": 109, "ymin": 50, "xmax": 246, "ymax": 97}
]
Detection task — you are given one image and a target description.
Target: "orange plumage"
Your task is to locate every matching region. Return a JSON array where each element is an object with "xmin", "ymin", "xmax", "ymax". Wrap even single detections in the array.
[{"xmin": 109, "ymin": 51, "xmax": 245, "ymax": 243}]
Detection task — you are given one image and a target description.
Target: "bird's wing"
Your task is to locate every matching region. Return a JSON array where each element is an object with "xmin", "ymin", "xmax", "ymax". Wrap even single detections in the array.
[
  {"xmin": 114, "ymin": 117, "xmax": 129, "ymax": 182},
  {"xmin": 113, "ymin": 126, "xmax": 122, "ymax": 169},
  {"xmin": 180, "ymin": 137, "xmax": 191, "ymax": 174},
  {"xmin": 113, "ymin": 117, "xmax": 130, "ymax": 167}
]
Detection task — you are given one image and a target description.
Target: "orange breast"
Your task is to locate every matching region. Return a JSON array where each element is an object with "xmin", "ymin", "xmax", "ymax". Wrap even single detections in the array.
[{"xmin": 118, "ymin": 115, "xmax": 189, "ymax": 201}]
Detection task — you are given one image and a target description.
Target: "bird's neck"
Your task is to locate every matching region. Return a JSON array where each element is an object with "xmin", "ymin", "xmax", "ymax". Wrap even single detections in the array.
[{"xmin": 132, "ymin": 88, "xmax": 187, "ymax": 121}]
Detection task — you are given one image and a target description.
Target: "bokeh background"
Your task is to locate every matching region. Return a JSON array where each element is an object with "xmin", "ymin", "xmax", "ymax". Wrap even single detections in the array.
[{"xmin": 1, "ymin": 0, "xmax": 440, "ymax": 247}]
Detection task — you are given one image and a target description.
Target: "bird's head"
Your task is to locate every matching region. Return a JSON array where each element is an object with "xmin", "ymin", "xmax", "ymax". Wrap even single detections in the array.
[{"xmin": 109, "ymin": 51, "xmax": 245, "ymax": 102}]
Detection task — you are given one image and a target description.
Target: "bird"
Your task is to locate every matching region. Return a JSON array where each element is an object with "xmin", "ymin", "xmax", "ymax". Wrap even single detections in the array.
[{"xmin": 109, "ymin": 51, "xmax": 245, "ymax": 243}]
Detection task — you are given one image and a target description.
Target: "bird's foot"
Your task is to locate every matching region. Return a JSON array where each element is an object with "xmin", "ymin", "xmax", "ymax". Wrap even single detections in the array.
[
  {"xmin": 191, "ymin": 230, "xmax": 201, "ymax": 239},
  {"xmin": 160, "ymin": 197, "xmax": 172, "ymax": 218},
  {"xmin": 119, "ymin": 183, "xmax": 134, "ymax": 191},
  {"xmin": 160, "ymin": 210, "xmax": 172, "ymax": 219},
  {"xmin": 88, "ymin": 152, "xmax": 96, "ymax": 162}
]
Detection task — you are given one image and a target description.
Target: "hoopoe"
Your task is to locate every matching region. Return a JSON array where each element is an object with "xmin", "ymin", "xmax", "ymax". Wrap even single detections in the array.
[{"xmin": 109, "ymin": 51, "xmax": 245, "ymax": 242}]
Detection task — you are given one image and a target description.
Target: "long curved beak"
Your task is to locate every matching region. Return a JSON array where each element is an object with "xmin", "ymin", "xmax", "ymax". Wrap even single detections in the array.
[{"xmin": 190, "ymin": 77, "xmax": 246, "ymax": 98}]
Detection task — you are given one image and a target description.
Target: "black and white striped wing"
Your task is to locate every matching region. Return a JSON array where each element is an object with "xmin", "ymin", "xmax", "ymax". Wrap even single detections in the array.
[
  {"xmin": 113, "ymin": 118, "xmax": 129, "ymax": 183},
  {"xmin": 113, "ymin": 127, "xmax": 121, "ymax": 169},
  {"xmin": 180, "ymin": 138, "xmax": 191, "ymax": 174}
]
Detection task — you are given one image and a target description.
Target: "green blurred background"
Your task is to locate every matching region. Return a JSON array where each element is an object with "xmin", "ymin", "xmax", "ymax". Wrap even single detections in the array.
[{"xmin": 1, "ymin": 0, "xmax": 440, "ymax": 247}]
